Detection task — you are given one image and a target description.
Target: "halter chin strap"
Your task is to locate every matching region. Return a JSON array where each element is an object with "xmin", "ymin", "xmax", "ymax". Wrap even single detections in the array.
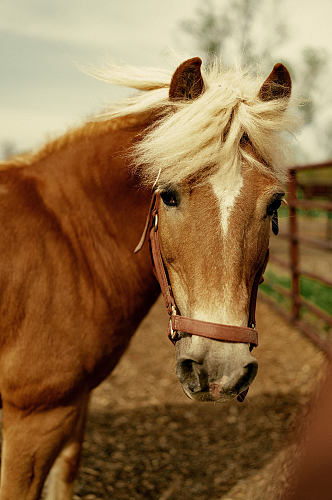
[{"xmin": 135, "ymin": 191, "xmax": 269, "ymax": 402}]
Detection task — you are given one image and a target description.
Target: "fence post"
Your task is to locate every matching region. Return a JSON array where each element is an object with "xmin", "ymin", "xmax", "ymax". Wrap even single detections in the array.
[
  {"xmin": 327, "ymin": 191, "xmax": 332, "ymax": 241},
  {"xmin": 288, "ymin": 168, "xmax": 300, "ymax": 321}
]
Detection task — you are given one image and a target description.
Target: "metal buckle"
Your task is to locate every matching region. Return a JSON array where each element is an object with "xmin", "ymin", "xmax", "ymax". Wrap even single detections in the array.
[
  {"xmin": 154, "ymin": 214, "xmax": 158, "ymax": 230},
  {"xmin": 169, "ymin": 306, "xmax": 178, "ymax": 342},
  {"xmin": 169, "ymin": 317, "xmax": 176, "ymax": 341}
]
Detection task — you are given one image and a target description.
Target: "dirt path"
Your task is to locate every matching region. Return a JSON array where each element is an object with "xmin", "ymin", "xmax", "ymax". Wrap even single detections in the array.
[{"xmin": 73, "ymin": 296, "xmax": 325, "ymax": 500}]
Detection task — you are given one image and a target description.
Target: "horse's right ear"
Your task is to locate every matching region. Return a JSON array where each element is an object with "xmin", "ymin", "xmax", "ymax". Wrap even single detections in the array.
[
  {"xmin": 258, "ymin": 63, "xmax": 292, "ymax": 102},
  {"xmin": 169, "ymin": 57, "xmax": 204, "ymax": 101}
]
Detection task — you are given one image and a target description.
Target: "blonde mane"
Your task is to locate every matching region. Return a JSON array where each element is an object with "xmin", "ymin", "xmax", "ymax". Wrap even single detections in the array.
[
  {"xmin": 4, "ymin": 59, "xmax": 299, "ymax": 183},
  {"xmin": 95, "ymin": 59, "xmax": 299, "ymax": 186}
]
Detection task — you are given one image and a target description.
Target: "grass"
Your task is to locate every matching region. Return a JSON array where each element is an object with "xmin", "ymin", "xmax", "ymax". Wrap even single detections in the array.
[
  {"xmin": 300, "ymin": 276, "xmax": 332, "ymax": 314},
  {"xmin": 260, "ymin": 270, "xmax": 332, "ymax": 317}
]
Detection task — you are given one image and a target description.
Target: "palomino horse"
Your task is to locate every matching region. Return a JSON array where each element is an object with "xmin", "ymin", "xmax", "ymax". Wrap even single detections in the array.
[{"xmin": 0, "ymin": 57, "xmax": 295, "ymax": 498}]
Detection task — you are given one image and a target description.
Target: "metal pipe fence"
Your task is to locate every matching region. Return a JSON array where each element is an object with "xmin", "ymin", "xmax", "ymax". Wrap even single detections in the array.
[{"xmin": 260, "ymin": 161, "xmax": 332, "ymax": 357}]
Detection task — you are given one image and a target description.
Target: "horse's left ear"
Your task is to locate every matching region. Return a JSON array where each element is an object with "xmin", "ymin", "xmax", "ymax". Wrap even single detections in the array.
[
  {"xmin": 169, "ymin": 57, "xmax": 204, "ymax": 101},
  {"xmin": 259, "ymin": 63, "xmax": 292, "ymax": 101}
]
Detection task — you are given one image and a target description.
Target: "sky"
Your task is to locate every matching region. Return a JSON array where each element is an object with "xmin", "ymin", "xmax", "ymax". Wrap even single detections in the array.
[{"xmin": 1, "ymin": 0, "xmax": 331, "ymax": 161}]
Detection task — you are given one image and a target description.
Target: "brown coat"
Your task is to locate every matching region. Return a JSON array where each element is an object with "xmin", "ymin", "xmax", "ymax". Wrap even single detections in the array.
[{"xmin": 0, "ymin": 119, "xmax": 159, "ymax": 499}]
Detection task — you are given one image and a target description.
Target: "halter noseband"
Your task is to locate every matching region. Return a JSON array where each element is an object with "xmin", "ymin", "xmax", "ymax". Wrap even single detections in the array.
[{"xmin": 135, "ymin": 191, "xmax": 268, "ymax": 401}]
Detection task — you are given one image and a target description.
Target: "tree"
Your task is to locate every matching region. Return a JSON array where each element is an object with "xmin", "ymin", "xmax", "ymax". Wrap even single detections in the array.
[
  {"xmin": 298, "ymin": 48, "xmax": 327, "ymax": 124},
  {"xmin": 180, "ymin": 0, "xmax": 289, "ymax": 69},
  {"xmin": 180, "ymin": 0, "xmax": 331, "ymax": 162}
]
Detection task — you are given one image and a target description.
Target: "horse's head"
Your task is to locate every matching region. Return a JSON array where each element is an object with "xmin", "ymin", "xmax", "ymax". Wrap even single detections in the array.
[
  {"xmin": 135, "ymin": 57, "xmax": 293, "ymax": 402},
  {"xmin": 158, "ymin": 170, "xmax": 284, "ymax": 402}
]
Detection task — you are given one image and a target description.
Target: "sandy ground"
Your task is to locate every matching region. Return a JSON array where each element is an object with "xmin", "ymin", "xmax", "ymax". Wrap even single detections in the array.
[{"xmin": 73, "ymin": 295, "xmax": 325, "ymax": 500}]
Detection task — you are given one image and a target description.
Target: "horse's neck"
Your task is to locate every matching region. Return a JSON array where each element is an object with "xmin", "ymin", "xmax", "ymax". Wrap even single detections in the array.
[{"xmin": 33, "ymin": 120, "xmax": 160, "ymax": 320}]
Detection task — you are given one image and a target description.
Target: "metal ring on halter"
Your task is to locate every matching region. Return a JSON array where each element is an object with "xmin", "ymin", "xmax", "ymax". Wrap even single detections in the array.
[
  {"xmin": 169, "ymin": 317, "xmax": 176, "ymax": 340},
  {"xmin": 169, "ymin": 306, "xmax": 179, "ymax": 342},
  {"xmin": 154, "ymin": 214, "xmax": 158, "ymax": 230}
]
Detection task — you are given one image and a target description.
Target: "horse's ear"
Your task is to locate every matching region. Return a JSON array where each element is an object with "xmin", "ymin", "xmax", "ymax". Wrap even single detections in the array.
[
  {"xmin": 259, "ymin": 63, "xmax": 291, "ymax": 101},
  {"xmin": 169, "ymin": 57, "xmax": 204, "ymax": 101}
]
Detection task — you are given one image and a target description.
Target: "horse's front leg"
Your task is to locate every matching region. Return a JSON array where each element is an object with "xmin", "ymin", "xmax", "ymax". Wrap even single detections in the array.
[
  {"xmin": 0, "ymin": 394, "xmax": 88, "ymax": 500},
  {"xmin": 44, "ymin": 393, "xmax": 90, "ymax": 500}
]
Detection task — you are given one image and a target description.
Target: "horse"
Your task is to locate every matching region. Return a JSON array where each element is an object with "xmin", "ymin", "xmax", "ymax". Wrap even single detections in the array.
[{"xmin": 0, "ymin": 56, "xmax": 296, "ymax": 498}]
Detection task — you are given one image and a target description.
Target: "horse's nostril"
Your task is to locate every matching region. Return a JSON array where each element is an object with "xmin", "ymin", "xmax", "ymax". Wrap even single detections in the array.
[
  {"xmin": 177, "ymin": 358, "xmax": 208, "ymax": 392},
  {"xmin": 230, "ymin": 360, "xmax": 258, "ymax": 395},
  {"xmin": 235, "ymin": 360, "xmax": 258, "ymax": 393},
  {"xmin": 244, "ymin": 360, "xmax": 258, "ymax": 384},
  {"xmin": 179, "ymin": 359, "xmax": 196, "ymax": 377},
  {"xmin": 177, "ymin": 358, "xmax": 201, "ymax": 378}
]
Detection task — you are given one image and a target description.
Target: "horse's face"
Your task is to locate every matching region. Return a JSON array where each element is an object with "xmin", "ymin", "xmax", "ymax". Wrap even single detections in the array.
[{"xmin": 158, "ymin": 166, "xmax": 284, "ymax": 402}]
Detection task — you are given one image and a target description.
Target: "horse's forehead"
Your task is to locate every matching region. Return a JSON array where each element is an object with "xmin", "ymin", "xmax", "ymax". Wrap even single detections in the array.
[
  {"xmin": 170, "ymin": 184, "xmax": 223, "ymax": 265},
  {"xmin": 208, "ymin": 166, "xmax": 282, "ymax": 232},
  {"xmin": 180, "ymin": 166, "xmax": 277, "ymax": 241},
  {"xmin": 185, "ymin": 168, "xmax": 244, "ymax": 238},
  {"xmin": 209, "ymin": 166, "xmax": 244, "ymax": 235}
]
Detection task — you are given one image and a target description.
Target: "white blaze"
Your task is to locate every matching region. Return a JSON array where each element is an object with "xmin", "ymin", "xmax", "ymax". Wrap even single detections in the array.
[
  {"xmin": 190, "ymin": 165, "xmax": 246, "ymax": 327},
  {"xmin": 174, "ymin": 165, "xmax": 247, "ymax": 328},
  {"xmin": 210, "ymin": 165, "xmax": 243, "ymax": 235}
]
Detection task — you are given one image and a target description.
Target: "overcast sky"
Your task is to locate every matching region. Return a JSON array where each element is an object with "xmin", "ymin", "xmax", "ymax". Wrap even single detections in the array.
[{"xmin": 1, "ymin": 0, "xmax": 331, "ymax": 160}]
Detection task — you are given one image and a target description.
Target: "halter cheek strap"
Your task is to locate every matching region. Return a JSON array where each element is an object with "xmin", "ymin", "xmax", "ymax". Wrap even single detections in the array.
[{"xmin": 135, "ymin": 191, "xmax": 268, "ymax": 402}]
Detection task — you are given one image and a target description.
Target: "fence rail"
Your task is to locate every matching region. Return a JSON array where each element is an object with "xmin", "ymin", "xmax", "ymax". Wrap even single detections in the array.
[{"xmin": 260, "ymin": 161, "xmax": 332, "ymax": 357}]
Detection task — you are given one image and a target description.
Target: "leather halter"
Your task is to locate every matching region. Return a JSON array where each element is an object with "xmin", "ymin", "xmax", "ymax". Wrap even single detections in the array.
[{"xmin": 135, "ymin": 191, "xmax": 268, "ymax": 349}]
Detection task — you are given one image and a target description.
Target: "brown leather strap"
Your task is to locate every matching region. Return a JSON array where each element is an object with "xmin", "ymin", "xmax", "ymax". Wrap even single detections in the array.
[
  {"xmin": 134, "ymin": 192, "xmax": 158, "ymax": 253},
  {"xmin": 149, "ymin": 211, "xmax": 177, "ymax": 315},
  {"xmin": 248, "ymin": 249, "xmax": 269, "ymax": 329},
  {"xmin": 169, "ymin": 316, "xmax": 258, "ymax": 344}
]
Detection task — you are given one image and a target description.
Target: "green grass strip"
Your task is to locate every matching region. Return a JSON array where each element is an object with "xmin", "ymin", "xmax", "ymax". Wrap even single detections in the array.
[{"xmin": 260, "ymin": 270, "xmax": 331, "ymax": 315}]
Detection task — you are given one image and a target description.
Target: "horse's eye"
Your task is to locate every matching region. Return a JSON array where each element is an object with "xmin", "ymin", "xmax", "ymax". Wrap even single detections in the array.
[
  {"xmin": 266, "ymin": 199, "xmax": 281, "ymax": 216},
  {"xmin": 266, "ymin": 193, "xmax": 284, "ymax": 216},
  {"xmin": 160, "ymin": 189, "xmax": 180, "ymax": 207}
]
